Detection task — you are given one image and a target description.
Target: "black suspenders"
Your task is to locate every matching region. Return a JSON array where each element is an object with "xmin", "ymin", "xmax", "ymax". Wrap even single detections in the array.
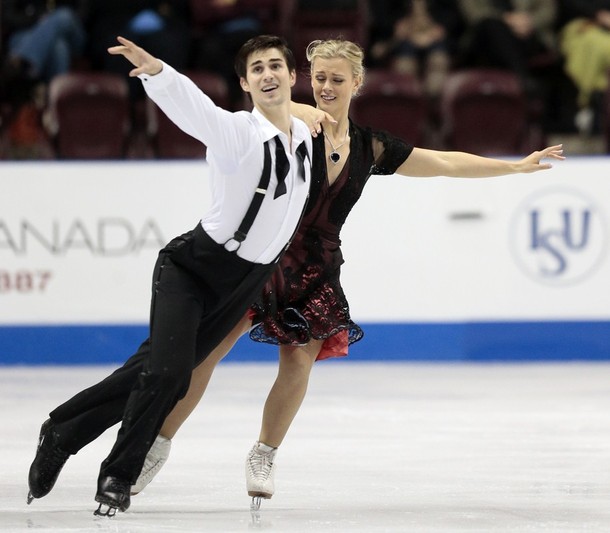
[
  {"xmin": 223, "ymin": 141, "xmax": 273, "ymax": 252},
  {"xmin": 223, "ymin": 138, "xmax": 309, "ymax": 261}
]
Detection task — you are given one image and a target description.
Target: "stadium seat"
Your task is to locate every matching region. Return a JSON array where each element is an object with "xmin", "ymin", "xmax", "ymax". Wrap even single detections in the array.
[
  {"xmin": 439, "ymin": 68, "xmax": 535, "ymax": 155},
  {"xmin": 289, "ymin": 0, "xmax": 369, "ymax": 69},
  {"xmin": 350, "ymin": 69, "xmax": 428, "ymax": 145},
  {"xmin": 46, "ymin": 72, "xmax": 130, "ymax": 159},
  {"xmin": 146, "ymin": 70, "xmax": 230, "ymax": 159},
  {"xmin": 291, "ymin": 74, "xmax": 316, "ymax": 107},
  {"xmin": 189, "ymin": 0, "xmax": 294, "ymax": 37}
]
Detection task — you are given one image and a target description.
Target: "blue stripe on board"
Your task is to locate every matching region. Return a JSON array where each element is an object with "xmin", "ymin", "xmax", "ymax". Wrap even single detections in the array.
[{"xmin": 1, "ymin": 321, "xmax": 609, "ymax": 365}]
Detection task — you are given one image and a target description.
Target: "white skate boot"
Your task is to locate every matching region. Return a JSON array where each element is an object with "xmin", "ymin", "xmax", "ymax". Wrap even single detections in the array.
[
  {"xmin": 245, "ymin": 441, "xmax": 277, "ymax": 511},
  {"xmin": 131, "ymin": 435, "xmax": 171, "ymax": 495}
]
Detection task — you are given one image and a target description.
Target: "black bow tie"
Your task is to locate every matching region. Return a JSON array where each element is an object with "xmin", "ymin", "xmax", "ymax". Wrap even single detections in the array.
[
  {"xmin": 296, "ymin": 141, "xmax": 308, "ymax": 183},
  {"xmin": 273, "ymin": 135, "xmax": 308, "ymax": 199}
]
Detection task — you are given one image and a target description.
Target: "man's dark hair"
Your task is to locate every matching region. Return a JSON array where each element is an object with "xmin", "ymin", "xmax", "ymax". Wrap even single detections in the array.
[{"xmin": 234, "ymin": 35, "xmax": 296, "ymax": 79}]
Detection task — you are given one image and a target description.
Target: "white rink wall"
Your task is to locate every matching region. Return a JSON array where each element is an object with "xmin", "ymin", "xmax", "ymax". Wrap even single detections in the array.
[{"xmin": 1, "ymin": 158, "xmax": 609, "ymax": 363}]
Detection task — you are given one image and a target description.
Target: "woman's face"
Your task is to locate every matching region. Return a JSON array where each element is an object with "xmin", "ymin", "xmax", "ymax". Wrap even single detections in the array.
[{"xmin": 310, "ymin": 57, "xmax": 361, "ymax": 118}]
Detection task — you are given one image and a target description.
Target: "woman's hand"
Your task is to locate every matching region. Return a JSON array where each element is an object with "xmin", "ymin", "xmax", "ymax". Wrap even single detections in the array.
[
  {"xmin": 516, "ymin": 144, "xmax": 565, "ymax": 173},
  {"xmin": 107, "ymin": 36, "xmax": 163, "ymax": 77}
]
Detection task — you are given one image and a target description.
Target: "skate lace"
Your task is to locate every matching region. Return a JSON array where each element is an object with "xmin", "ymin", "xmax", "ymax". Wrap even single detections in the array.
[
  {"xmin": 139, "ymin": 451, "xmax": 164, "ymax": 482},
  {"xmin": 40, "ymin": 445, "xmax": 69, "ymax": 477},
  {"xmin": 248, "ymin": 450, "xmax": 274, "ymax": 481}
]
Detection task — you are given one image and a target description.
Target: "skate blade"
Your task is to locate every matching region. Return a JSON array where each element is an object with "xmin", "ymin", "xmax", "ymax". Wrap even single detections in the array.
[
  {"xmin": 250, "ymin": 506, "xmax": 262, "ymax": 528},
  {"xmin": 26, "ymin": 491, "xmax": 34, "ymax": 505},
  {"xmin": 250, "ymin": 496, "xmax": 262, "ymax": 512},
  {"xmin": 93, "ymin": 503, "xmax": 118, "ymax": 518}
]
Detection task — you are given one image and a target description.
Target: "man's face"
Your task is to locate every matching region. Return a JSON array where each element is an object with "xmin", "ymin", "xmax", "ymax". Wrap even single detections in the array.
[{"xmin": 240, "ymin": 47, "xmax": 296, "ymax": 109}]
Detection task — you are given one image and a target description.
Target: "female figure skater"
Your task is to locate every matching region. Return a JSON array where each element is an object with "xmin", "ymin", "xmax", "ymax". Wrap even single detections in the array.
[{"xmin": 134, "ymin": 39, "xmax": 564, "ymax": 507}]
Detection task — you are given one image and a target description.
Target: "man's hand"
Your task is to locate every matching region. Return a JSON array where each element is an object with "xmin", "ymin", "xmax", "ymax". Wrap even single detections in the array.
[
  {"xmin": 291, "ymin": 102, "xmax": 337, "ymax": 137},
  {"xmin": 107, "ymin": 36, "xmax": 163, "ymax": 77},
  {"xmin": 503, "ymin": 12, "xmax": 534, "ymax": 38}
]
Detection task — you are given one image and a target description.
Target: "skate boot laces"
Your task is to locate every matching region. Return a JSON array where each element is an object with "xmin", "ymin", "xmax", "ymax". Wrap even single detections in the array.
[
  {"xmin": 247, "ymin": 445, "xmax": 276, "ymax": 486},
  {"xmin": 40, "ymin": 446, "xmax": 70, "ymax": 481},
  {"xmin": 131, "ymin": 435, "xmax": 171, "ymax": 495}
]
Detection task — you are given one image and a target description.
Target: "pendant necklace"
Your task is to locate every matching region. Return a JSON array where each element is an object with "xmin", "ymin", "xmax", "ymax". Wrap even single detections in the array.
[{"xmin": 323, "ymin": 128, "xmax": 349, "ymax": 164}]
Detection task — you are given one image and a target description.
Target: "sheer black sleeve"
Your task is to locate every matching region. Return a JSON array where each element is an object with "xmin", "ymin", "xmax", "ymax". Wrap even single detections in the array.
[{"xmin": 370, "ymin": 129, "xmax": 414, "ymax": 176}]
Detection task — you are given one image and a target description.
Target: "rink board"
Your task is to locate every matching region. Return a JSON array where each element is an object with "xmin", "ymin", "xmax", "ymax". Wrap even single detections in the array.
[
  {"xmin": 1, "ymin": 320, "xmax": 610, "ymax": 364},
  {"xmin": 1, "ymin": 159, "xmax": 609, "ymax": 364}
]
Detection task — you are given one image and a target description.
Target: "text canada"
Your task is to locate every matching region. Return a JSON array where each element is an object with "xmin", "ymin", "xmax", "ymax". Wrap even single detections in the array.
[{"xmin": 0, "ymin": 218, "xmax": 166, "ymax": 256}]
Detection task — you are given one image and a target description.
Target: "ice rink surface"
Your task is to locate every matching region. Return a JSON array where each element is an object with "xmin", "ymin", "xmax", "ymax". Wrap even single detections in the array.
[{"xmin": 1, "ymin": 362, "xmax": 609, "ymax": 532}]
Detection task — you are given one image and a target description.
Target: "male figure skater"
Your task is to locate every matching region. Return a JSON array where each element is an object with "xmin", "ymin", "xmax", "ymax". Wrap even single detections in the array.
[{"xmin": 27, "ymin": 34, "xmax": 312, "ymax": 517}]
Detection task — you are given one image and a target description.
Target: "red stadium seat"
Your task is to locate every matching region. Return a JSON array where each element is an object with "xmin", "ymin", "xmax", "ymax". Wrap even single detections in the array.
[
  {"xmin": 439, "ymin": 69, "xmax": 531, "ymax": 155},
  {"xmin": 291, "ymin": 74, "xmax": 316, "ymax": 107},
  {"xmin": 350, "ymin": 69, "xmax": 428, "ymax": 145},
  {"xmin": 46, "ymin": 72, "xmax": 130, "ymax": 159},
  {"xmin": 189, "ymin": 0, "xmax": 294, "ymax": 37},
  {"xmin": 146, "ymin": 70, "xmax": 230, "ymax": 159},
  {"xmin": 289, "ymin": 0, "xmax": 369, "ymax": 69}
]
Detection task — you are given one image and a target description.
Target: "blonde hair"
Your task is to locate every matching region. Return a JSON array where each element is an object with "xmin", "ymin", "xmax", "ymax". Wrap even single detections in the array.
[{"xmin": 306, "ymin": 39, "xmax": 365, "ymax": 95}]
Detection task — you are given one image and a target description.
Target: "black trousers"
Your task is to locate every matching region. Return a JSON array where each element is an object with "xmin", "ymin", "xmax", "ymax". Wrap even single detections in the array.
[{"xmin": 49, "ymin": 224, "xmax": 276, "ymax": 483}]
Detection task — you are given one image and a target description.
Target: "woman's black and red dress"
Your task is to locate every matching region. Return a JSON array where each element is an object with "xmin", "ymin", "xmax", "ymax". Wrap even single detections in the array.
[{"xmin": 250, "ymin": 121, "xmax": 413, "ymax": 360}]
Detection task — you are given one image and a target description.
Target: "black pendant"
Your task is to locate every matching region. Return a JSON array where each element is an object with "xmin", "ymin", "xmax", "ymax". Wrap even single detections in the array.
[{"xmin": 329, "ymin": 151, "xmax": 341, "ymax": 164}]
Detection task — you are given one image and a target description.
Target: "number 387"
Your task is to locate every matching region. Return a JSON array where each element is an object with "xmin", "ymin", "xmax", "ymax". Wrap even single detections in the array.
[{"xmin": 0, "ymin": 271, "xmax": 52, "ymax": 293}]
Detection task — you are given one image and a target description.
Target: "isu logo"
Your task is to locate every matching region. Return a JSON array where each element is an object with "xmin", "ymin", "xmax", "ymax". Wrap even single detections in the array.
[{"xmin": 510, "ymin": 188, "xmax": 607, "ymax": 286}]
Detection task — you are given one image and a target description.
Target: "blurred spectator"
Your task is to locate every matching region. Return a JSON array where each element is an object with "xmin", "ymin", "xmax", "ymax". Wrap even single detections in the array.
[
  {"xmin": 289, "ymin": 0, "xmax": 369, "ymax": 70},
  {"xmin": 0, "ymin": 0, "xmax": 87, "ymax": 106},
  {"xmin": 190, "ymin": 0, "xmax": 264, "ymax": 109},
  {"xmin": 558, "ymin": 0, "xmax": 610, "ymax": 134},
  {"xmin": 368, "ymin": 0, "xmax": 406, "ymax": 52},
  {"xmin": 85, "ymin": 0, "xmax": 191, "ymax": 101},
  {"xmin": 298, "ymin": 0, "xmax": 358, "ymax": 7},
  {"xmin": 458, "ymin": 0, "xmax": 558, "ymax": 95},
  {"xmin": 4, "ymin": 83, "xmax": 53, "ymax": 158},
  {"xmin": 369, "ymin": 0, "xmax": 463, "ymax": 100},
  {"xmin": 0, "ymin": 1, "xmax": 86, "ymax": 158}
]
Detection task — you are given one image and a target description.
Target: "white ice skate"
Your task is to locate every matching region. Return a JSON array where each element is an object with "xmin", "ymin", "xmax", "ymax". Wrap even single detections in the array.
[
  {"xmin": 246, "ymin": 441, "xmax": 277, "ymax": 511},
  {"xmin": 131, "ymin": 435, "xmax": 172, "ymax": 495}
]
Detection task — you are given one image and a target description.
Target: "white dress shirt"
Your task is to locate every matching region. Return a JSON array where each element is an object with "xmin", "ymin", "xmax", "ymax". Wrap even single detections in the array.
[{"xmin": 139, "ymin": 62, "xmax": 312, "ymax": 264}]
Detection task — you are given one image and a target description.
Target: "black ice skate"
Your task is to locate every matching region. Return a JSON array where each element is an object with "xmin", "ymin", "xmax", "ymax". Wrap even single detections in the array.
[
  {"xmin": 27, "ymin": 418, "xmax": 70, "ymax": 504},
  {"xmin": 94, "ymin": 475, "xmax": 131, "ymax": 517}
]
